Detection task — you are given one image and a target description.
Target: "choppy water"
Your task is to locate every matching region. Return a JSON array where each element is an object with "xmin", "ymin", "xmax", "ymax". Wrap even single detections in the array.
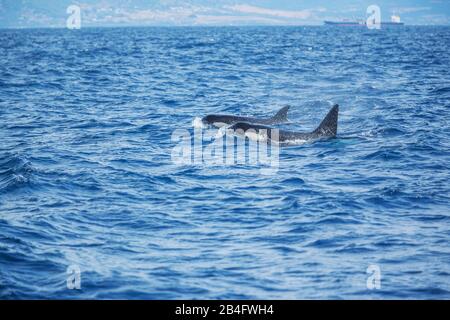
[{"xmin": 1, "ymin": 26, "xmax": 450, "ymax": 299}]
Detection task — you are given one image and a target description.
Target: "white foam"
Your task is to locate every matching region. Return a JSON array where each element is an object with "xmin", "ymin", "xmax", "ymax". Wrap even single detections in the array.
[
  {"xmin": 282, "ymin": 139, "xmax": 308, "ymax": 146},
  {"xmin": 192, "ymin": 117, "xmax": 206, "ymax": 129},
  {"xmin": 213, "ymin": 122, "xmax": 227, "ymax": 128},
  {"xmin": 228, "ymin": 129, "xmax": 269, "ymax": 143},
  {"xmin": 214, "ymin": 126, "xmax": 228, "ymax": 139},
  {"xmin": 244, "ymin": 131, "xmax": 260, "ymax": 141}
]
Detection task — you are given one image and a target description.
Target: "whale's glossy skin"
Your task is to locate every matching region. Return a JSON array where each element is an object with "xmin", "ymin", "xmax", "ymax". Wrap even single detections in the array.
[
  {"xmin": 229, "ymin": 104, "xmax": 339, "ymax": 145},
  {"xmin": 202, "ymin": 106, "xmax": 290, "ymax": 128}
]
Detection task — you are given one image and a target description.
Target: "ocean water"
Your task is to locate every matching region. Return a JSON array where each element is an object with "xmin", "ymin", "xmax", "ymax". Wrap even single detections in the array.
[{"xmin": 0, "ymin": 26, "xmax": 449, "ymax": 299}]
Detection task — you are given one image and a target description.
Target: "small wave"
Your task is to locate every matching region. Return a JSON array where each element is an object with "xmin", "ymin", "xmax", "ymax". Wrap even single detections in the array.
[
  {"xmin": 175, "ymin": 40, "xmax": 216, "ymax": 50},
  {"xmin": 0, "ymin": 155, "xmax": 33, "ymax": 193},
  {"xmin": 378, "ymin": 128, "xmax": 406, "ymax": 137},
  {"xmin": 281, "ymin": 177, "xmax": 305, "ymax": 185},
  {"xmin": 430, "ymin": 86, "xmax": 450, "ymax": 94},
  {"xmin": 362, "ymin": 148, "xmax": 403, "ymax": 160},
  {"xmin": 361, "ymin": 127, "xmax": 406, "ymax": 138}
]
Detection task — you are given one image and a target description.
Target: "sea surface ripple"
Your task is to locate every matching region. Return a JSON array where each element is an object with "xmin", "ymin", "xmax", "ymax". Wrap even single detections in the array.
[{"xmin": 0, "ymin": 26, "xmax": 449, "ymax": 299}]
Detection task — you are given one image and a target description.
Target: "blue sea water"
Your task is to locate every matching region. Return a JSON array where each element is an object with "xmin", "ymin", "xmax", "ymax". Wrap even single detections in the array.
[{"xmin": 0, "ymin": 26, "xmax": 449, "ymax": 299}]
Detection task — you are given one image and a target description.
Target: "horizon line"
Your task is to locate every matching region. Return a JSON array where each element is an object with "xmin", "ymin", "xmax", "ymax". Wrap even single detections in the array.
[{"xmin": 2, "ymin": 23, "xmax": 450, "ymax": 30}]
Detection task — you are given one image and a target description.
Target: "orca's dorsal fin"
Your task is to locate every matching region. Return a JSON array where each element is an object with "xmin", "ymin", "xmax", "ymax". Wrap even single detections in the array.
[
  {"xmin": 271, "ymin": 106, "xmax": 290, "ymax": 123},
  {"xmin": 313, "ymin": 104, "xmax": 339, "ymax": 137}
]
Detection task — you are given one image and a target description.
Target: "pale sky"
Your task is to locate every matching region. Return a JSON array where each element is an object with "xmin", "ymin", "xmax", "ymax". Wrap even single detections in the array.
[{"xmin": 0, "ymin": 0, "xmax": 449, "ymax": 28}]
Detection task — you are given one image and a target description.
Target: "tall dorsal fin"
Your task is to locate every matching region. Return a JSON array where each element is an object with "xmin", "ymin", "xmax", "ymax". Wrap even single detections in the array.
[
  {"xmin": 271, "ymin": 106, "xmax": 290, "ymax": 123},
  {"xmin": 313, "ymin": 104, "xmax": 339, "ymax": 137}
]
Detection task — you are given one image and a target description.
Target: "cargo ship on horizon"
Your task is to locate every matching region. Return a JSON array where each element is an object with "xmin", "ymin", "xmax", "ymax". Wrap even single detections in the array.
[{"xmin": 324, "ymin": 15, "xmax": 404, "ymax": 26}]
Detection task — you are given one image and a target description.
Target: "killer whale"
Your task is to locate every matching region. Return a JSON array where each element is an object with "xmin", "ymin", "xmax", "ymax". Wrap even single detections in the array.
[
  {"xmin": 228, "ymin": 104, "xmax": 339, "ymax": 145},
  {"xmin": 202, "ymin": 106, "xmax": 290, "ymax": 128}
]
